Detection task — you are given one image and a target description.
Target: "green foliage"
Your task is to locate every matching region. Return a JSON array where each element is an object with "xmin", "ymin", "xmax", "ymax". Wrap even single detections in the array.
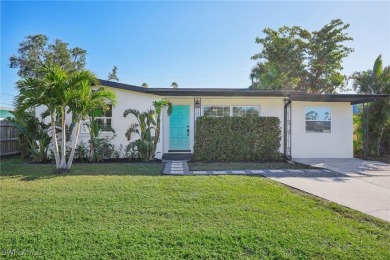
[
  {"xmin": 75, "ymin": 141, "xmax": 88, "ymax": 161},
  {"xmin": 9, "ymin": 34, "xmax": 86, "ymax": 79},
  {"xmin": 152, "ymin": 98, "xmax": 172, "ymax": 158},
  {"xmin": 6, "ymin": 111, "xmax": 50, "ymax": 162},
  {"xmin": 91, "ymin": 136, "xmax": 116, "ymax": 162},
  {"xmin": 15, "ymin": 64, "xmax": 105, "ymax": 171},
  {"xmin": 107, "ymin": 65, "xmax": 119, "ymax": 81},
  {"xmin": 171, "ymin": 82, "xmax": 178, "ymax": 88},
  {"xmin": 251, "ymin": 19, "xmax": 353, "ymax": 93},
  {"xmin": 194, "ymin": 117, "xmax": 281, "ymax": 162},
  {"xmin": 351, "ymin": 55, "xmax": 390, "ymax": 157},
  {"xmin": 124, "ymin": 108, "xmax": 156, "ymax": 161},
  {"xmin": 353, "ymin": 113, "xmax": 363, "ymax": 156}
]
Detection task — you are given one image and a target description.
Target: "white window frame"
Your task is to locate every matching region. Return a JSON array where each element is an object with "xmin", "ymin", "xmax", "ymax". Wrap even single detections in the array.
[
  {"xmin": 81, "ymin": 104, "xmax": 113, "ymax": 134},
  {"xmin": 305, "ymin": 106, "xmax": 332, "ymax": 133},
  {"xmin": 202, "ymin": 105, "xmax": 260, "ymax": 117}
]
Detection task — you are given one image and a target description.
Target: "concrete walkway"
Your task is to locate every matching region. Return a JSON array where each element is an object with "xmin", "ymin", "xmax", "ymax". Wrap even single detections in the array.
[{"xmin": 281, "ymin": 158, "xmax": 390, "ymax": 222}]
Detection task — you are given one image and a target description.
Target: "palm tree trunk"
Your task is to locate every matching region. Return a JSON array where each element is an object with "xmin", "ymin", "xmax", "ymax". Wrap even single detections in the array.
[
  {"xmin": 67, "ymin": 118, "xmax": 82, "ymax": 170},
  {"xmin": 50, "ymin": 113, "xmax": 61, "ymax": 169},
  {"xmin": 89, "ymin": 124, "xmax": 95, "ymax": 162},
  {"xmin": 60, "ymin": 108, "xmax": 67, "ymax": 170}
]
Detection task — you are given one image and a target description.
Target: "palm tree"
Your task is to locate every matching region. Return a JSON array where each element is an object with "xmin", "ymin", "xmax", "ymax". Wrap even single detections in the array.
[
  {"xmin": 17, "ymin": 64, "xmax": 116, "ymax": 171},
  {"xmin": 171, "ymin": 82, "xmax": 178, "ymax": 88},
  {"xmin": 123, "ymin": 108, "xmax": 156, "ymax": 161},
  {"xmin": 141, "ymin": 83, "xmax": 148, "ymax": 88},
  {"xmin": 68, "ymin": 86, "xmax": 117, "ymax": 168}
]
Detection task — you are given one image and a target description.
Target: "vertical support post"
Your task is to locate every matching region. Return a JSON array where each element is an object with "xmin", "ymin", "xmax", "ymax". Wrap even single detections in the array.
[
  {"xmin": 283, "ymin": 99, "xmax": 292, "ymax": 160},
  {"xmin": 363, "ymin": 102, "xmax": 369, "ymax": 160},
  {"xmin": 194, "ymin": 98, "xmax": 201, "ymax": 135}
]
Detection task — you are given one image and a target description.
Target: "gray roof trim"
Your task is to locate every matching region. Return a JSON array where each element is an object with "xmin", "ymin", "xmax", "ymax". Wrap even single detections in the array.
[
  {"xmin": 289, "ymin": 94, "xmax": 390, "ymax": 104},
  {"xmin": 145, "ymin": 88, "xmax": 305, "ymax": 97},
  {"xmin": 97, "ymin": 79, "xmax": 390, "ymax": 103},
  {"xmin": 98, "ymin": 79, "xmax": 147, "ymax": 93}
]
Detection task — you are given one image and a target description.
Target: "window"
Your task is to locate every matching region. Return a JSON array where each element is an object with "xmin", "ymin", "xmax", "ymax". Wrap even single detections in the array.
[
  {"xmin": 203, "ymin": 106, "xmax": 230, "ymax": 117},
  {"xmin": 203, "ymin": 106, "xmax": 260, "ymax": 117},
  {"xmin": 95, "ymin": 105, "xmax": 113, "ymax": 132},
  {"xmin": 305, "ymin": 107, "xmax": 331, "ymax": 133},
  {"xmin": 81, "ymin": 105, "xmax": 113, "ymax": 133},
  {"xmin": 233, "ymin": 106, "xmax": 259, "ymax": 117}
]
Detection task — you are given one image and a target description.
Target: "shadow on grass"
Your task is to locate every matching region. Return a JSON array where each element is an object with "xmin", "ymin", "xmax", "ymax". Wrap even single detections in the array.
[{"xmin": 1, "ymin": 156, "xmax": 164, "ymax": 181}]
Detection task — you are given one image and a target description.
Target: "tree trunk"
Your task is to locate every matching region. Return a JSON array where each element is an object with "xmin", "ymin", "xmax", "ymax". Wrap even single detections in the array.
[
  {"xmin": 89, "ymin": 125, "xmax": 95, "ymax": 162},
  {"xmin": 376, "ymin": 126, "xmax": 385, "ymax": 157},
  {"xmin": 50, "ymin": 113, "xmax": 61, "ymax": 169},
  {"xmin": 67, "ymin": 118, "xmax": 82, "ymax": 170},
  {"xmin": 60, "ymin": 109, "xmax": 67, "ymax": 170}
]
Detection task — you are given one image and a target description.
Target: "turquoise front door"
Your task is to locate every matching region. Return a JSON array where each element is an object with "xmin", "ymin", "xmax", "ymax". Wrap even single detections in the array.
[{"xmin": 170, "ymin": 105, "xmax": 190, "ymax": 150}]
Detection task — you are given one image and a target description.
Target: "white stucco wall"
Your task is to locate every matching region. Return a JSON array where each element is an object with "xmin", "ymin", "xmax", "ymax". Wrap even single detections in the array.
[
  {"xmin": 161, "ymin": 97, "xmax": 286, "ymax": 154},
  {"xmin": 35, "ymin": 87, "xmax": 355, "ymax": 160},
  {"xmin": 291, "ymin": 101, "xmax": 353, "ymax": 158},
  {"xmin": 77, "ymin": 87, "xmax": 160, "ymax": 158}
]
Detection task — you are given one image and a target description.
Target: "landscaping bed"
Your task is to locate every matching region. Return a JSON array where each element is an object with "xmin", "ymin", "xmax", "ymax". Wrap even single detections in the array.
[{"xmin": 1, "ymin": 157, "xmax": 389, "ymax": 259}]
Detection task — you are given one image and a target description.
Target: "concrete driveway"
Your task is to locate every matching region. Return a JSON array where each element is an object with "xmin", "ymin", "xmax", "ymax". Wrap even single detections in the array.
[{"xmin": 270, "ymin": 158, "xmax": 390, "ymax": 222}]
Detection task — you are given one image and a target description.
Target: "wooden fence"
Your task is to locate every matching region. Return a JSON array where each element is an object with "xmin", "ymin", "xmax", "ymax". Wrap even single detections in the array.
[{"xmin": 0, "ymin": 121, "xmax": 19, "ymax": 156}]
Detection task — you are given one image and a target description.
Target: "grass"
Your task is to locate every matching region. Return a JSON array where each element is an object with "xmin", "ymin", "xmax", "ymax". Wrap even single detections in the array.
[
  {"xmin": 189, "ymin": 161, "xmax": 315, "ymax": 171},
  {"xmin": 1, "ymin": 157, "xmax": 390, "ymax": 259}
]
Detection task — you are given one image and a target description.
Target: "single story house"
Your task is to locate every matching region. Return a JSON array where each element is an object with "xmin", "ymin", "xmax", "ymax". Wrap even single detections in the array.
[{"xmin": 39, "ymin": 79, "xmax": 390, "ymax": 160}]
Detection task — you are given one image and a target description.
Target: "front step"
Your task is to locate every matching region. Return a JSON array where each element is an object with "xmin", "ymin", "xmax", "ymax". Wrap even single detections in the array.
[{"xmin": 162, "ymin": 153, "xmax": 193, "ymax": 161}]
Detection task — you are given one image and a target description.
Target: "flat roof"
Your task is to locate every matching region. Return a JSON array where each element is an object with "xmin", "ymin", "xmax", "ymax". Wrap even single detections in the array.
[{"xmin": 98, "ymin": 79, "xmax": 390, "ymax": 104}]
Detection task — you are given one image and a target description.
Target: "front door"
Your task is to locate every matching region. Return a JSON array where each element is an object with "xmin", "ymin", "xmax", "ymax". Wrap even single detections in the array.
[{"xmin": 170, "ymin": 105, "xmax": 190, "ymax": 151}]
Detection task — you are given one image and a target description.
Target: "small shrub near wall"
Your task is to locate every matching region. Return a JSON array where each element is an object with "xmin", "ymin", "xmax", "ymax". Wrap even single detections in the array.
[{"xmin": 194, "ymin": 117, "xmax": 281, "ymax": 162}]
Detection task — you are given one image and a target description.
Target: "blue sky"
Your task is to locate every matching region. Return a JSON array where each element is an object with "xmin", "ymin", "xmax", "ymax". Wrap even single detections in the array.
[{"xmin": 1, "ymin": 1, "xmax": 389, "ymax": 108}]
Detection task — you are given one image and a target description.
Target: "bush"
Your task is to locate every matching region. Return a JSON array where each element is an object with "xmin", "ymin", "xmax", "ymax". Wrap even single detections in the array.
[{"xmin": 194, "ymin": 117, "xmax": 281, "ymax": 162}]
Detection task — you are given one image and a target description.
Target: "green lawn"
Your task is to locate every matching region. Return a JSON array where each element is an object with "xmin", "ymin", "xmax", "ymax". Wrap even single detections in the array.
[
  {"xmin": 1, "ymin": 157, "xmax": 390, "ymax": 259},
  {"xmin": 189, "ymin": 161, "xmax": 315, "ymax": 171}
]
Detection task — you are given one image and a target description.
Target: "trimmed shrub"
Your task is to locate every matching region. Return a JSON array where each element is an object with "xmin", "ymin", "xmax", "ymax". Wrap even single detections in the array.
[{"xmin": 194, "ymin": 116, "xmax": 281, "ymax": 162}]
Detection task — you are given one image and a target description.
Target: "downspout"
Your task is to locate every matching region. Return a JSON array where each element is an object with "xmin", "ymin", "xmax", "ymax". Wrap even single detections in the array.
[
  {"xmin": 283, "ymin": 99, "xmax": 292, "ymax": 160},
  {"xmin": 162, "ymin": 105, "xmax": 164, "ymax": 158}
]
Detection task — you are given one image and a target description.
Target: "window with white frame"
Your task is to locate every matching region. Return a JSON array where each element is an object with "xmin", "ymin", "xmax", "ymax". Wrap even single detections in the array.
[
  {"xmin": 203, "ymin": 106, "xmax": 230, "ymax": 117},
  {"xmin": 233, "ymin": 106, "xmax": 260, "ymax": 117},
  {"xmin": 305, "ymin": 107, "xmax": 331, "ymax": 133},
  {"xmin": 81, "ymin": 105, "xmax": 113, "ymax": 133},
  {"xmin": 95, "ymin": 105, "xmax": 113, "ymax": 132},
  {"xmin": 203, "ymin": 106, "xmax": 260, "ymax": 117}
]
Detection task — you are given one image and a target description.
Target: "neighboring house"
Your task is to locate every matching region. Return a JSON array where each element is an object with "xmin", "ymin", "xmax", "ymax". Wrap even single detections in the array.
[
  {"xmin": 36, "ymin": 79, "xmax": 390, "ymax": 159},
  {"xmin": 0, "ymin": 107, "xmax": 14, "ymax": 121}
]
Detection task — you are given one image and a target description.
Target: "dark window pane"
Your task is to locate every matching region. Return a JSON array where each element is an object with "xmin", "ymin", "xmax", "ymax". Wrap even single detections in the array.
[{"xmin": 306, "ymin": 121, "xmax": 331, "ymax": 133}]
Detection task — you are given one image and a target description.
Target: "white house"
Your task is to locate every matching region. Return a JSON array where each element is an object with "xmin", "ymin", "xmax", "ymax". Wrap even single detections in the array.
[{"xmin": 42, "ymin": 79, "xmax": 389, "ymax": 160}]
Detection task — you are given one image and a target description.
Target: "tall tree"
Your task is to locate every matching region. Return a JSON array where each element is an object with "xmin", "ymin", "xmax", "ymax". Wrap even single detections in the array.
[
  {"xmin": 9, "ymin": 34, "xmax": 86, "ymax": 80},
  {"xmin": 171, "ymin": 82, "xmax": 178, "ymax": 88},
  {"xmin": 141, "ymin": 83, "xmax": 148, "ymax": 88},
  {"xmin": 350, "ymin": 55, "xmax": 390, "ymax": 156},
  {"xmin": 107, "ymin": 66, "xmax": 119, "ymax": 81},
  {"xmin": 16, "ymin": 65, "xmax": 115, "ymax": 171},
  {"xmin": 250, "ymin": 19, "xmax": 353, "ymax": 93}
]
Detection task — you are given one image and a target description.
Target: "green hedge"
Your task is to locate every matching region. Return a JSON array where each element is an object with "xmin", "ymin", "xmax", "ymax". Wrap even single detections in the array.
[{"xmin": 194, "ymin": 117, "xmax": 281, "ymax": 162}]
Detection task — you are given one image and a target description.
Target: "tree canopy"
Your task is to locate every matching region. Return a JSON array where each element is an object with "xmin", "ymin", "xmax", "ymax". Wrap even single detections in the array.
[
  {"xmin": 9, "ymin": 34, "xmax": 86, "ymax": 80},
  {"xmin": 250, "ymin": 19, "xmax": 353, "ymax": 93},
  {"xmin": 107, "ymin": 66, "xmax": 119, "ymax": 81}
]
